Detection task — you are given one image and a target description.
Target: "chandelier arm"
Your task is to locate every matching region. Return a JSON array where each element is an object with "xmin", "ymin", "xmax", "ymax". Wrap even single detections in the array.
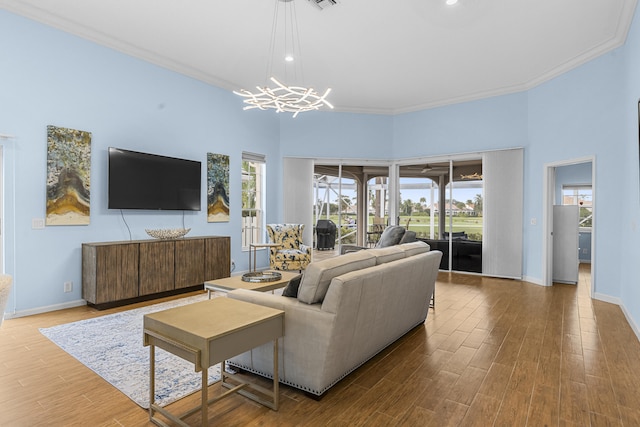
[{"xmin": 234, "ymin": 2, "xmax": 333, "ymax": 119}]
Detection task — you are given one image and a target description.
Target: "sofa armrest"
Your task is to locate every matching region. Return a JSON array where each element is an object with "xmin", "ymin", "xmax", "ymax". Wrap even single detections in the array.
[{"xmin": 340, "ymin": 244, "xmax": 368, "ymax": 255}]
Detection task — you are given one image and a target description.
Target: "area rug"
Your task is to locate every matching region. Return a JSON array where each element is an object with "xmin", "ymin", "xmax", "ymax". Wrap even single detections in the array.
[{"xmin": 39, "ymin": 293, "xmax": 220, "ymax": 409}]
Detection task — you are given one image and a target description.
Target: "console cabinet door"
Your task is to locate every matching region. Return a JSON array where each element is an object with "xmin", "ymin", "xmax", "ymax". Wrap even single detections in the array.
[
  {"xmin": 205, "ymin": 237, "xmax": 231, "ymax": 280},
  {"xmin": 113, "ymin": 243, "xmax": 140, "ymax": 302},
  {"xmin": 139, "ymin": 241, "xmax": 175, "ymax": 295},
  {"xmin": 83, "ymin": 244, "xmax": 139, "ymax": 304},
  {"xmin": 175, "ymin": 239, "xmax": 205, "ymax": 289}
]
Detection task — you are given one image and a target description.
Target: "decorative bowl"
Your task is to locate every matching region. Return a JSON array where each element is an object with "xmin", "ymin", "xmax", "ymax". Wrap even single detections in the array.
[{"xmin": 145, "ymin": 228, "xmax": 191, "ymax": 240}]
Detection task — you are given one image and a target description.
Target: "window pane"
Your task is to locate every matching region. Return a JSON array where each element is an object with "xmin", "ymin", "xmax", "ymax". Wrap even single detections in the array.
[
  {"xmin": 451, "ymin": 179, "xmax": 483, "ymax": 242},
  {"xmin": 313, "ymin": 173, "xmax": 358, "ymax": 246},
  {"xmin": 241, "ymin": 158, "xmax": 265, "ymax": 247},
  {"xmin": 398, "ymin": 177, "xmax": 437, "ymax": 239},
  {"xmin": 562, "ymin": 186, "xmax": 592, "ymax": 229}
]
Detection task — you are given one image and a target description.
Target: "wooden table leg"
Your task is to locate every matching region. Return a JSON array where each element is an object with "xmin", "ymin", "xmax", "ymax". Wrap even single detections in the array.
[{"xmin": 201, "ymin": 368, "xmax": 208, "ymax": 427}]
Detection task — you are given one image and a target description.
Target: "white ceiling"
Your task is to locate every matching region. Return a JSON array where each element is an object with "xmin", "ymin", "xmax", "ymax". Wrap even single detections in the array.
[{"xmin": 1, "ymin": 0, "xmax": 637, "ymax": 114}]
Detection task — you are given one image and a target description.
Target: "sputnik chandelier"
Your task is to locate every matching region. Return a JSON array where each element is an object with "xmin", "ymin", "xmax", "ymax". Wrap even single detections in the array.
[{"xmin": 234, "ymin": 0, "xmax": 333, "ymax": 118}]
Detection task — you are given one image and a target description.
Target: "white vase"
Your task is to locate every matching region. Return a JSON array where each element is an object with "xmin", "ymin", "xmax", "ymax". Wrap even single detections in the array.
[{"xmin": 0, "ymin": 275, "xmax": 13, "ymax": 327}]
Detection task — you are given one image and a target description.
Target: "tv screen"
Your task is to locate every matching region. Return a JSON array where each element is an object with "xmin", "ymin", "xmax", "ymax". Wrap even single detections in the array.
[{"xmin": 108, "ymin": 147, "xmax": 201, "ymax": 211}]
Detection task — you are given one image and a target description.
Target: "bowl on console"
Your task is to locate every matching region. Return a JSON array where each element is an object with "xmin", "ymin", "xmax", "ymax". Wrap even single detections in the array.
[{"xmin": 145, "ymin": 228, "xmax": 191, "ymax": 240}]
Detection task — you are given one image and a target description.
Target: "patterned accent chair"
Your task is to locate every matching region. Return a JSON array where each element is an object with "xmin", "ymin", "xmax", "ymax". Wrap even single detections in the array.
[{"xmin": 266, "ymin": 224, "xmax": 312, "ymax": 271}]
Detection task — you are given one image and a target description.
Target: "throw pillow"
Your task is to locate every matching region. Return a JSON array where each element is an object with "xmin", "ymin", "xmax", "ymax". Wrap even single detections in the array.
[
  {"xmin": 399, "ymin": 230, "xmax": 417, "ymax": 244},
  {"xmin": 376, "ymin": 226, "xmax": 406, "ymax": 248},
  {"xmin": 282, "ymin": 274, "xmax": 302, "ymax": 298}
]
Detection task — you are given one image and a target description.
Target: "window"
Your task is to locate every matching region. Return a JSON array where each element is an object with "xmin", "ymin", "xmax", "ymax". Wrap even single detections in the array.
[
  {"xmin": 242, "ymin": 152, "xmax": 266, "ymax": 249},
  {"xmin": 562, "ymin": 185, "xmax": 592, "ymax": 229}
]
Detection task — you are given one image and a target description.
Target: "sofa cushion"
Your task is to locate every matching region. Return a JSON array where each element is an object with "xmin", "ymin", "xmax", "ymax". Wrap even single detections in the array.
[
  {"xmin": 375, "ymin": 226, "xmax": 406, "ymax": 248},
  {"xmin": 400, "ymin": 240, "xmax": 431, "ymax": 256},
  {"xmin": 297, "ymin": 250, "xmax": 376, "ymax": 304},
  {"xmin": 282, "ymin": 274, "xmax": 302, "ymax": 297},
  {"xmin": 367, "ymin": 246, "xmax": 406, "ymax": 265}
]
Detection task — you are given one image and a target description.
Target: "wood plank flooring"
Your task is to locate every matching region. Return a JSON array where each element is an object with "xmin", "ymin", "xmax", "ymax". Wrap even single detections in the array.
[{"xmin": 2, "ymin": 263, "xmax": 640, "ymax": 426}]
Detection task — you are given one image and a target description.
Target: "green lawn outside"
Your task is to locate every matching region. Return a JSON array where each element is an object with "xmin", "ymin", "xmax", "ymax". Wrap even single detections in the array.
[{"xmin": 314, "ymin": 215, "xmax": 484, "ymax": 242}]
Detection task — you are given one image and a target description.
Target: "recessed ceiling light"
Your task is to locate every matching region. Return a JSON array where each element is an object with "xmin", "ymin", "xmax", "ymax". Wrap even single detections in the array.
[
  {"xmin": 446, "ymin": 0, "xmax": 458, "ymax": 5},
  {"xmin": 284, "ymin": 54, "xmax": 294, "ymax": 62}
]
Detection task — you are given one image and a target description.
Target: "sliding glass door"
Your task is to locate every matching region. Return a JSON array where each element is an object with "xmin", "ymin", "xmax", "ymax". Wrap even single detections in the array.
[{"xmin": 398, "ymin": 158, "xmax": 483, "ymax": 273}]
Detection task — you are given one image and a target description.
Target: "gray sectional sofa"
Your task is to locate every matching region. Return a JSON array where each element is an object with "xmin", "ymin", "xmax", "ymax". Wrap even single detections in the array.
[{"xmin": 227, "ymin": 241, "xmax": 442, "ymax": 397}]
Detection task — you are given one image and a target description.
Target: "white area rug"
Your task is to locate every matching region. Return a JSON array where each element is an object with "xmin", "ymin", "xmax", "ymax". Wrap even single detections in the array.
[{"xmin": 40, "ymin": 293, "xmax": 220, "ymax": 408}]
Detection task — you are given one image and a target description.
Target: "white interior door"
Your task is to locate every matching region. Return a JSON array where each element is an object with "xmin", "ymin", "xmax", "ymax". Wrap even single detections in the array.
[{"xmin": 552, "ymin": 205, "xmax": 579, "ymax": 284}]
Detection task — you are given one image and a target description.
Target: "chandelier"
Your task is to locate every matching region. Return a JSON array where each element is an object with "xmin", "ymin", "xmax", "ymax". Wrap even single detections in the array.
[{"xmin": 234, "ymin": 0, "xmax": 333, "ymax": 118}]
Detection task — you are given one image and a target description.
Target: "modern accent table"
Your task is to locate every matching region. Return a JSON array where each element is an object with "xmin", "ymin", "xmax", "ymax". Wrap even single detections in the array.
[
  {"xmin": 248, "ymin": 243, "xmax": 282, "ymax": 272},
  {"xmin": 204, "ymin": 270, "xmax": 299, "ymax": 298},
  {"xmin": 143, "ymin": 298, "xmax": 284, "ymax": 427}
]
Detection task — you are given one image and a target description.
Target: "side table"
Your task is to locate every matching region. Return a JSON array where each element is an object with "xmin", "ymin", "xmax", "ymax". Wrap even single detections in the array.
[
  {"xmin": 143, "ymin": 298, "xmax": 284, "ymax": 426},
  {"xmin": 249, "ymin": 243, "xmax": 282, "ymax": 272}
]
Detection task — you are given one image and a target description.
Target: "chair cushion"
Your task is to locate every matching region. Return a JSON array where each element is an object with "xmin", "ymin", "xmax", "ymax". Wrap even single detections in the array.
[
  {"xmin": 297, "ymin": 250, "xmax": 376, "ymax": 304},
  {"xmin": 375, "ymin": 226, "xmax": 406, "ymax": 248}
]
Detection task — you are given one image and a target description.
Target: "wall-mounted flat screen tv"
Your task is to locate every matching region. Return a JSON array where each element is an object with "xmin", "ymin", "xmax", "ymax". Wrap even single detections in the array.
[{"xmin": 108, "ymin": 147, "xmax": 201, "ymax": 211}]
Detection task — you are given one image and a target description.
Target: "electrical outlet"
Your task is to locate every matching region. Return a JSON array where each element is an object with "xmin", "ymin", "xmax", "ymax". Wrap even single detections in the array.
[
  {"xmin": 32, "ymin": 218, "xmax": 45, "ymax": 229},
  {"xmin": 64, "ymin": 281, "xmax": 73, "ymax": 293}
]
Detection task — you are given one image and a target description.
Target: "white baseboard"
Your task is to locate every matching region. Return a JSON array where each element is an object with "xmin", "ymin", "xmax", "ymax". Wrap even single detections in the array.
[
  {"xmin": 4, "ymin": 299, "xmax": 86, "ymax": 319},
  {"xmin": 594, "ymin": 293, "xmax": 640, "ymax": 342},
  {"xmin": 593, "ymin": 292, "xmax": 620, "ymax": 305},
  {"xmin": 523, "ymin": 275, "xmax": 546, "ymax": 286}
]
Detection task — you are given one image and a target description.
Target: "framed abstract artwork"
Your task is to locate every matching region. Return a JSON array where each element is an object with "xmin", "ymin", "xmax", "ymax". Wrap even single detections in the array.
[
  {"xmin": 207, "ymin": 153, "xmax": 230, "ymax": 222},
  {"xmin": 46, "ymin": 125, "xmax": 92, "ymax": 225}
]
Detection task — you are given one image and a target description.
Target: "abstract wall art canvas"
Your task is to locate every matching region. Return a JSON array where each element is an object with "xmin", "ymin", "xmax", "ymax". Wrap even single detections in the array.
[
  {"xmin": 207, "ymin": 153, "xmax": 230, "ymax": 222},
  {"xmin": 46, "ymin": 125, "xmax": 92, "ymax": 225}
]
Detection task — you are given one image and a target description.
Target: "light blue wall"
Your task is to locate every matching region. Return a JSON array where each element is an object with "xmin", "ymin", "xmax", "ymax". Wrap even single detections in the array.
[
  {"xmin": 528, "ymin": 50, "xmax": 626, "ymax": 299},
  {"xmin": 620, "ymin": 0, "xmax": 640, "ymax": 334},
  {"xmin": 392, "ymin": 93, "xmax": 529, "ymax": 158},
  {"xmin": 0, "ymin": 11, "xmax": 280, "ymax": 314},
  {"xmin": 279, "ymin": 111, "xmax": 394, "ymax": 159},
  {"xmin": 4, "ymin": 5, "xmax": 640, "ymax": 335}
]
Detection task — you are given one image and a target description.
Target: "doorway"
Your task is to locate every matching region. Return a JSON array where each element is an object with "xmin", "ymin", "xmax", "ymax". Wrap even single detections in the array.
[{"xmin": 542, "ymin": 156, "xmax": 596, "ymax": 295}]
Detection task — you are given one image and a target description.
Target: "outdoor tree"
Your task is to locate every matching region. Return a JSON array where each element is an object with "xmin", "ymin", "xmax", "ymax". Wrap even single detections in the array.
[
  {"xmin": 401, "ymin": 198, "xmax": 413, "ymax": 215},
  {"xmin": 474, "ymin": 194, "xmax": 483, "ymax": 214}
]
